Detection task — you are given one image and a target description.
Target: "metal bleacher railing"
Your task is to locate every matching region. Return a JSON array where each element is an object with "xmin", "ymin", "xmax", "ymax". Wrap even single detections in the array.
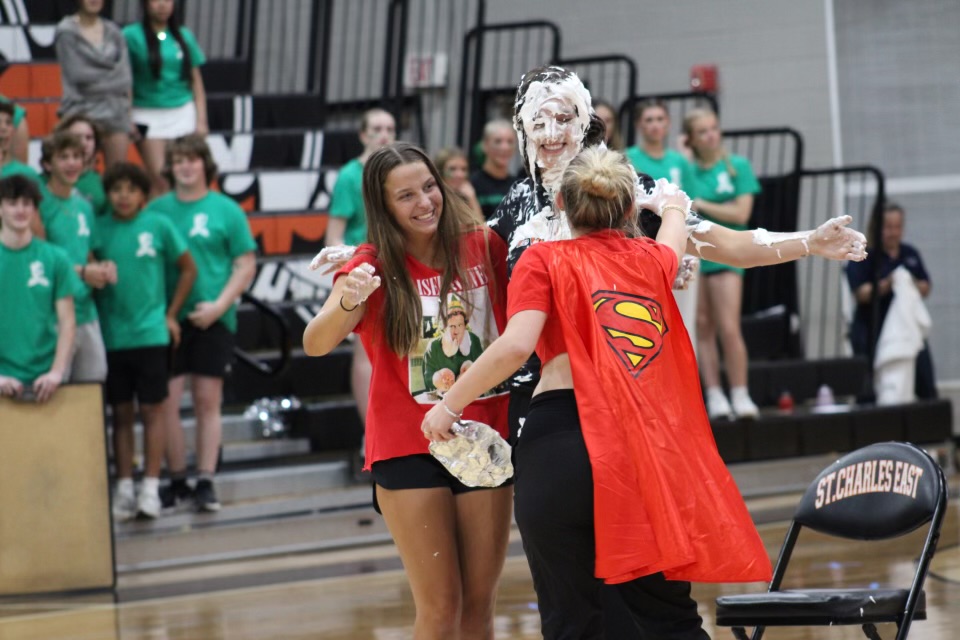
[
  {"xmin": 627, "ymin": 92, "xmax": 887, "ymax": 363},
  {"xmin": 457, "ymin": 20, "xmax": 640, "ymax": 153}
]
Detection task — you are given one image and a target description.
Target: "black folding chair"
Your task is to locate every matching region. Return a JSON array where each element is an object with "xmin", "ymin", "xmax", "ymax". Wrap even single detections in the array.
[{"xmin": 715, "ymin": 441, "xmax": 947, "ymax": 640}]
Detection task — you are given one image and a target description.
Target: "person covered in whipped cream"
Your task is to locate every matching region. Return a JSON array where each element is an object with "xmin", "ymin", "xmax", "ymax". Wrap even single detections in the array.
[
  {"xmin": 422, "ymin": 296, "xmax": 485, "ymax": 397},
  {"xmin": 489, "ymin": 65, "xmax": 867, "ymax": 437}
]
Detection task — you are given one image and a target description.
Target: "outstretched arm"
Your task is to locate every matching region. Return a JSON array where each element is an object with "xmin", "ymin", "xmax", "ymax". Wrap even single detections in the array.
[
  {"xmin": 303, "ymin": 264, "xmax": 380, "ymax": 356},
  {"xmin": 421, "ymin": 310, "xmax": 547, "ymax": 441},
  {"xmin": 687, "ymin": 215, "xmax": 867, "ymax": 267}
]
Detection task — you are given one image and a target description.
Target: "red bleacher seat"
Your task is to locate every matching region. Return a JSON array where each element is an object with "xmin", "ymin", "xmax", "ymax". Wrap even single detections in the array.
[
  {"xmin": 22, "ymin": 101, "xmax": 59, "ymax": 137},
  {"xmin": 0, "ymin": 63, "xmax": 62, "ymax": 100}
]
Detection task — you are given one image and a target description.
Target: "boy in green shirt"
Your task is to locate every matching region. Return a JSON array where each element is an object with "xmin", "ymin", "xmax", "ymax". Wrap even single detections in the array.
[
  {"xmin": 625, "ymin": 99, "xmax": 690, "ymax": 188},
  {"xmin": 55, "ymin": 114, "xmax": 108, "ymax": 217},
  {"xmin": 38, "ymin": 131, "xmax": 115, "ymax": 384},
  {"xmin": 0, "ymin": 102, "xmax": 42, "ymax": 188},
  {"xmin": 97, "ymin": 163, "xmax": 197, "ymax": 519},
  {"xmin": 0, "ymin": 176, "xmax": 77, "ymax": 402},
  {"xmin": 148, "ymin": 134, "xmax": 257, "ymax": 512}
]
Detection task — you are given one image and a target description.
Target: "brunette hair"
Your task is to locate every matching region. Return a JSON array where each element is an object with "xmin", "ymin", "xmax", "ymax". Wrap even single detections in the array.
[
  {"xmin": 163, "ymin": 133, "xmax": 218, "ymax": 185},
  {"xmin": 560, "ymin": 147, "xmax": 637, "ymax": 234},
  {"xmin": 362, "ymin": 142, "xmax": 490, "ymax": 355},
  {"xmin": 140, "ymin": 0, "xmax": 193, "ymax": 81},
  {"xmin": 866, "ymin": 201, "xmax": 906, "ymax": 249},
  {"xmin": 55, "ymin": 113, "xmax": 103, "ymax": 155},
  {"xmin": 0, "ymin": 174, "xmax": 43, "ymax": 207},
  {"xmin": 592, "ymin": 99, "xmax": 623, "ymax": 151},
  {"xmin": 103, "ymin": 162, "xmax": 151, "ymax": 196},
  {"xmin": 433, "ymin": 147, "xmax": 467, "ymax": 177},
  {"xmin": 40, "ymin": 131, "xmax": 85, "ymax": 173},
  {"xmin": 682, "ymin": 107, "xmax": 736, "ymax": 177}
]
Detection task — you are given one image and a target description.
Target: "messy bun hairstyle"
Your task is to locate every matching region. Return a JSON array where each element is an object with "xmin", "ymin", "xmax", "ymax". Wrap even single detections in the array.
[{"xmin": 560, "ymin": 147, "xmax": 637, "ymax": 233}]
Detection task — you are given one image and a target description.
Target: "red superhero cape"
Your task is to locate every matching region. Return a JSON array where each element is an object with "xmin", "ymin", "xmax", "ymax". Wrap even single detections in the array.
[{"xmin": 544, "ymin": 234, "xmax": 772, "ymax": 585}]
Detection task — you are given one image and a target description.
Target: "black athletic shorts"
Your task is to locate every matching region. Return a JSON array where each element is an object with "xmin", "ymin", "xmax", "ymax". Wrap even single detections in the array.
[
  {"xmin": 370, "ymin": 453, "xmax": 514, "ymax": 514},
  {"xmin": 105, "ymin": 346, "xmax": 170, "ymax": 405},
  {"xmin": 171, "ymin": 321, "xmax": 235, "ymax": 378}
]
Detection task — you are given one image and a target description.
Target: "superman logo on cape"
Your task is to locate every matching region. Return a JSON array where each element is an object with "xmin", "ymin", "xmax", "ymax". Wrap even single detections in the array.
[
  {"xmin": 537, "ymin": 234, "xmax": 771, "ymax": 585},
  {"xmin": 592, "ymin": 291, "xmax": 667, "ymax": 377}
]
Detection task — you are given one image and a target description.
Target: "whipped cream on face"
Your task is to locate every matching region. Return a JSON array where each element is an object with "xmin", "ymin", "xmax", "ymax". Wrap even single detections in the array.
[{"xmin": 514, "ymin": 68, "xmax": 592, "ymax": 197}]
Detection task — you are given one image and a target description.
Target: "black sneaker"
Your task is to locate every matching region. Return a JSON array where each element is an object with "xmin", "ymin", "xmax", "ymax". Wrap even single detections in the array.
[
  {"xmin": 194, "ymin": 479, "xmax": 221, "ymax": 512},
  {"xmin": 159, "ymin": 480, "xmax": 194, "ymax": 510}
]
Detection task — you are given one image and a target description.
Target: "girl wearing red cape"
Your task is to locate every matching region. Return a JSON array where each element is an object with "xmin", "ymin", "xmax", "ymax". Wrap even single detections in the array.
[{"xmin": 423, "ymin": 147, "xmax": 771, "ymax": 639}]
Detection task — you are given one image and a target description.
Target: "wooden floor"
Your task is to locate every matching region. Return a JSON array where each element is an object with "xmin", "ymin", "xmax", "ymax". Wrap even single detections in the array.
[{"xmin": 0, "ymin": 501, "xmax": 957, "ymax": 639}]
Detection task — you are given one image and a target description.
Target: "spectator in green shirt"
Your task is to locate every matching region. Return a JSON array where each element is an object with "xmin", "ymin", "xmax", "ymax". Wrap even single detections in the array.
[
  {"xmin": 37, "ymin": 131, "xmax": 114, "ymax": 384},
  {"xmin": 148, "ymin": 134, "xmax": 256, "ymax": 513},
  {"xmin": 0, "ymin": 95, "xmax": 29, "ymax": 164},
  {"xmin": 0, "ymin": 176, "xmax": 77, "ymax": 402},
  {"xmin": 0, "ymin": 102, "xmax": 42, "ymax": 188},
  {"xmin": 55, "ymin": 114, "xmax": 108, "ymax": 217},
  {"xmin": 97, "ymin": 162, "xmax": 197, "ymax": 520},
  {"xmin": 124, "ymin": 0, "xmax": 208, "ymax": 196},
  {"xmin": 681, "ymin": 108, "xmax": 762, "ymax": 421},
  {"xmin": 625, "ymin": 99, "xmax": 690, "ymax": 190}
]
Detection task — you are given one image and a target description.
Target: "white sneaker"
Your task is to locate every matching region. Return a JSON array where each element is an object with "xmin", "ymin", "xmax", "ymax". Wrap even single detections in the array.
[
  {"xmin": 730, "ymin": 387, "xmax": 759, "ymax": 419},
  {"xmin": 137, "ymin": 484, "xmax": 162, "ymax": 519},
  {"xmin": 706, "ymin": 388, "xmax": 735, "ymax": 420},
  {"xmin": 112, "ymin": 482, "xmax": 137, "ymax": 521}
]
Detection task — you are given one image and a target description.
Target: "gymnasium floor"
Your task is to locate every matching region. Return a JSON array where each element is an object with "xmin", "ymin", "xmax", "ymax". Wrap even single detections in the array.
[{"xmin": 0, "ymin": 493, "xmax": 957, "ymax": 639}]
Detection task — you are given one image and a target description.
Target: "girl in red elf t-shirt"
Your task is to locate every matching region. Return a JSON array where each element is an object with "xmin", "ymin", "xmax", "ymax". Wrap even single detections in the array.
[{"xmin": 304, "ymin": 142, "xmax": 510, "ymax": 639}]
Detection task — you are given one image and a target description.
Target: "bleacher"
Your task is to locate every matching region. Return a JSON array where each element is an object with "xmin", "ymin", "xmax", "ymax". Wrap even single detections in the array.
[{"xmin": 1, "ymin": 0, "xmax": 952, "ymax": 581}]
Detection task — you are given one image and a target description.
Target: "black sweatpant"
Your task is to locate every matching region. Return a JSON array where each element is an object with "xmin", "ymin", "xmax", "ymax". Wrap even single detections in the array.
[{"xmin": 513, "ymin": 390, "xmax": 709, "ymax": 640}]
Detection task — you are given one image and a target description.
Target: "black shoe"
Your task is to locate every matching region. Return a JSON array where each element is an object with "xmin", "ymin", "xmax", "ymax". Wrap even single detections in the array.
[
  {"xmin": 194, "ymin": 479, "xmax": 221, "ymax": 512},
  {"xmin": 159, "ymin": 479, "xmax": 194, "ymax": 510}
]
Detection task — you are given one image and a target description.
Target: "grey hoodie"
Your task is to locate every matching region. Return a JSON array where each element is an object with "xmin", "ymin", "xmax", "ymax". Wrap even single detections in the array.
[{"xmin": 54, "ymin": 16, "xmax": 132, "ymax": 111}]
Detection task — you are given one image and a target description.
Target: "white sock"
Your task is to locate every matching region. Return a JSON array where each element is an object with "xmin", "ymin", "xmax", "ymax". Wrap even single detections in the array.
[
  {"xmin": 117, "ymin": 477, "xmax": 134, "ymax": 495},
  {"xmin": 730, "ymin": 386, "xmax": 752, "ymax": 401},
  {"xmin": 141, "ymin": 477, "xmax": 160, "ymax": 494},
  {"xmin": 706, "ymin": 387, "xmax": 727, "ymax": 399}
]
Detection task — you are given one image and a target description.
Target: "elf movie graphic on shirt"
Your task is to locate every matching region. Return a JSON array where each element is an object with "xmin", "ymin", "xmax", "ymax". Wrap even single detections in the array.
[{"xmin": 410, "ymin": 267, "xmax": 505, "ymax": 403}]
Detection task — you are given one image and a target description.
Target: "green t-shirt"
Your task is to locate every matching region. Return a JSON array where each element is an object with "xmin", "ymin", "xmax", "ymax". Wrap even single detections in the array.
[
  {"xmin": 76, "ymin": 169, "xmax": 107, "ymax": 217},
  {"xmin": 123, "ymin": 23, "xmax": 206, "ymax": 108},
  {"xmin": 625, "ymin": 146, "xmax": 689, "ymax": 187},
  {"xmin": 683, "ymin": 153, "xmax": 761, "ymax": 274},
  {"xmin": 328, "ymin": 158, "xmax": 367, "ymax": 246},
  {"xmin": 147, "ymin": 191, "xmax": 257, "ymax": 333},
  {"xmin": 0, "ymin": 160, "xmax": 43, "ymax": 188},
  {"xmin": 39, "ymin": 190, "xmax": 99, "ymax": 325},
  {"xmin": 94, "ymin": 211, "xmax": 188, "ymax": 351},
  {"xmin": 0, "ymin": 239, "xmax": 80, "ymax": 384}
]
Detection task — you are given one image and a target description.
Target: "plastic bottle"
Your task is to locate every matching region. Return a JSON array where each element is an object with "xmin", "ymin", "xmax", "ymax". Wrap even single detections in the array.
[{"xmin": 816, "ymin": 384, "xmax": 835, "ymax": 407}]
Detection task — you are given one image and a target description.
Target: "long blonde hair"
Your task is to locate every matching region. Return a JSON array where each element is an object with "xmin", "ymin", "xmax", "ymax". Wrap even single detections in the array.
[
  {"xmin": 560, "ymin": 147, "xmax": 637, "ymax": 234},
  {"xmin": 362, "ymin": 142, "xmax": 490, "ymax": 355},
  {"xmin": 682, "ymin": 107, "xmax": 737, "ymax": 178}
]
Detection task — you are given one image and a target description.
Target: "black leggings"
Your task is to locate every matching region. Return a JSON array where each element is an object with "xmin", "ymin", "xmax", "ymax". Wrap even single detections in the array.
[{"xmin": 513, "ymin": 390, "xmax": 709, "ymax": 640}]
